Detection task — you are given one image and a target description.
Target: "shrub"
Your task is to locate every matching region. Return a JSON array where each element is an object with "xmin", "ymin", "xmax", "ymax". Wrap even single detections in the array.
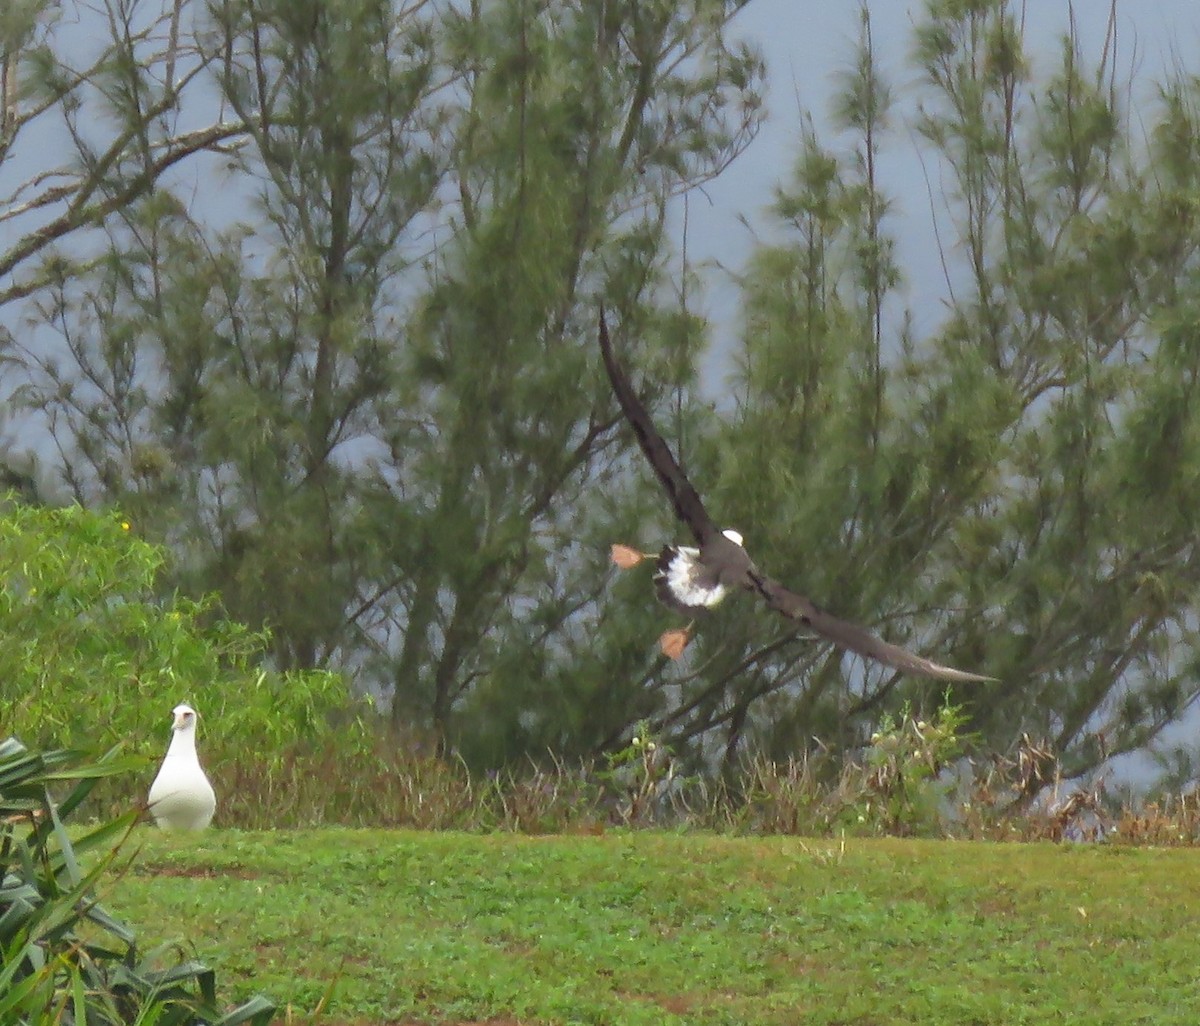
[
  {"xmin": 0, "ymin": 502, "xmax": 369, "ymax": 817},
  {"xmin": 853, "ymin": 698, "xmax": 974, "ymax": 836}
]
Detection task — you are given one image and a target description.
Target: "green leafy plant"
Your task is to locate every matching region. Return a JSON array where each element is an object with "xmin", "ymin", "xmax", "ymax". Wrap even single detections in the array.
[
  {"xmin": 0, "ymin": 501, "xmax": 370, "ymax": 818},
  {"xmin": 0, "ymin": 736, "xmax": 275, "ymax": 1025},
  {"xmin": 853, "ymin": 696, "xmax": 975, "ymax": 836},
  {"xmin": 596, "ymin": 724, "xmax": 691, "ymax": 825}
]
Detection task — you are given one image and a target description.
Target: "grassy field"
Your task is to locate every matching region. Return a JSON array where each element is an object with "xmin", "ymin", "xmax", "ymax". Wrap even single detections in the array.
[{"xmin": 107, "ymin": 829, "xmax": 1199, "ymax": 1026}]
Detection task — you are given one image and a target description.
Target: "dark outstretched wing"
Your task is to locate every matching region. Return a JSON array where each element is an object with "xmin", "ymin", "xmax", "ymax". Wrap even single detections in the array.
[
  {"xmin": 599, "ymin": 309, "xmax": 994, "ymax": 682},
  {"xmin": 750, "ymin": 572, "xmax": 996, "ymax": 683},
  {"xmin": 599, "ymin": 310, "xmax": 716, "ymax": 545}
]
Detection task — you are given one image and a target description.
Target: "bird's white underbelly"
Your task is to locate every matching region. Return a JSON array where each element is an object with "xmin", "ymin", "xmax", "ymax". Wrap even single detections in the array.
[
  {"xmin": 148, "ymin": 763, "xmax": 216, "ymax": 830},
  {"xmin": 662, "ymin": 546, "xmax": 727, "ymax": 608}
]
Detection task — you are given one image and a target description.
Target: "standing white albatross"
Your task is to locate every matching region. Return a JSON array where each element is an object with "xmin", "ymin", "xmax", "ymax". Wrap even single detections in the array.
[
  {"xmin": 600, "ymin": 310, "xmax": 995, "ymax": 682},
  {"xmin": 147, "ymin": 703, "xmax": 216, "ymax": 830}
]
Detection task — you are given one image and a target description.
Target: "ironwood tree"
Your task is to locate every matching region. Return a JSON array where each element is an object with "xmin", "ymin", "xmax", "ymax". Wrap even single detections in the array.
[
  {"xmin": 687, "ymin": 0, "xmax": 1200, "ymax": 781},
  {"xmin": 8, "ymin": 0, "xmax": 1200, "ymax": 785}
]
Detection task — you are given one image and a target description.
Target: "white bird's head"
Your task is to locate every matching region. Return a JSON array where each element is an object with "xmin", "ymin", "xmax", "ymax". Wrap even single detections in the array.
[
  {"xmin": 171, "ymin": 704, "xmax": 199, "ymax": 732},
  {"xmin": 721, "ymin": 528, "xmax": 745, "ymax": 547}
]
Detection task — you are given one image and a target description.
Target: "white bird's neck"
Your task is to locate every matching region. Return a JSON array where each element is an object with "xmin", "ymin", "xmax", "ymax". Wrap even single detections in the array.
[{"xmin": 165, "ymin": 727, "xmax": 200, "ymax": 762}]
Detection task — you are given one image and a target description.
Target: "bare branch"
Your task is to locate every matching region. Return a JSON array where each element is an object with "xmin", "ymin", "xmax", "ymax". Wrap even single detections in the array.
[{"xmin": 0, "ymin": 120, "xmax": 248, "ymax": 306}]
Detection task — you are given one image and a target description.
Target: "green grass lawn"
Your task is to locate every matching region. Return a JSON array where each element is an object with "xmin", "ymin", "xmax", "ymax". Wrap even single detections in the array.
[{"xmin": 107, "ymin": 829, "xmax": 1200, "ymax": 1025}]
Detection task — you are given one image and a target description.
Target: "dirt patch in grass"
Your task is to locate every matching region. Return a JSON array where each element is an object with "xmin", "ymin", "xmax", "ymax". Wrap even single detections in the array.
[
  {"xmin": 398, "ymin": 1019, "xmax": 525, "ymax": 1026},
  {"xmin": 647, "ymin": 993, "xmax": 696, "ymax": 1015},
  {"xmin": 973, "ymin": 890, "xmax": 1018, "ymax": 918},
  {"xmin": 616, "ymin": 989, "xmax": 698, "ymax": 1015},
  {"xmin": 134, "ymin": 862, "xmax": 260, "ymax": 880},
  {"xmin": 316, "ymin": 1020, "xmax": 524, "ymax": 1026}
]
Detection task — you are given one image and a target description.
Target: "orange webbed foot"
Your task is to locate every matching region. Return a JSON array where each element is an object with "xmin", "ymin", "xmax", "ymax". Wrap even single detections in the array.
[
  {"xmin": 658, "ymin": 626, "xmax": 692, "ymax": 660},
  {"xmin": 611, "ymin": 543, "xmax": 653, "ymax": 569}
]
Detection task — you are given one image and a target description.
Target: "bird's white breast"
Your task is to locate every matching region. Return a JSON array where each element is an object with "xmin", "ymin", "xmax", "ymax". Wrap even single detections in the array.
[
  {"xmin": 148, "ymin": 754, "xmax": 216, "ymax": 830},
  {"xmin": 661, "ymin": 546, "xmax": 728, "ymax": 608}
]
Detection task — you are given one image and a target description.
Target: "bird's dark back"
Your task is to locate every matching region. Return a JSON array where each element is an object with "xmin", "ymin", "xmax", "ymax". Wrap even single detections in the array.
[{"xmin": 702, "ymin": 533, "xmax": 755, "ymax": 587}]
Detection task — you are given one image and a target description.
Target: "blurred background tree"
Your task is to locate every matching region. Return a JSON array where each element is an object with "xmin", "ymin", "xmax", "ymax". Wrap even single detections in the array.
[
  {"xmin": 2, "ymin": 0, "xmax": 767, "ymax": 767},
  {"xmin": 694, "ymin": 0, "xmax": 1200, "ymax": 780},
  {"xmin": 3, "ymin": 0, "xmax": 1200, "ymax": 789}
]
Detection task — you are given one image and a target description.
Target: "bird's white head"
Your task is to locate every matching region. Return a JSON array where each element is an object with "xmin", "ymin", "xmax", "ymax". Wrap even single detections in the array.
[
  {"xmin": 721, "ymin": 528, "xmax": 745, "ymax": 547},
  {"xmin": 171, "ymin": 704, "xmax": 199, "ymax": 732}
]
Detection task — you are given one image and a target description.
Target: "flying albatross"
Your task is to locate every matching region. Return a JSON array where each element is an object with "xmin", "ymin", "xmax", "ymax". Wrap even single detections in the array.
[{"xmin": 599, "ymin": 311, "xmax": 993, "ymax": 682}]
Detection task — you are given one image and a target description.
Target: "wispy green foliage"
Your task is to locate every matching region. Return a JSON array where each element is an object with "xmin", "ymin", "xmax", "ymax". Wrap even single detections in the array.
[
  {"xmin": 8, "ymin": 0, "xmax": 1200, "ymax": 786},
  {"xmin": 670, "ymin": 1, "xmax": 1200, "ymax": 781},
  {"xmin": 905, "ymin": 0, "xmax": 1200, "ymax": 775},
  {"xmin": 3, "ymin": 0, "xmax": 766, "ymax": 768}
]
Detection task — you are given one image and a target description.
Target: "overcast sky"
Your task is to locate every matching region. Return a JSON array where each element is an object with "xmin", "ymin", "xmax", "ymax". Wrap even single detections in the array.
[{"xmin": 689, "ymin": 1, "xmax": 1200, "ymax": 377}]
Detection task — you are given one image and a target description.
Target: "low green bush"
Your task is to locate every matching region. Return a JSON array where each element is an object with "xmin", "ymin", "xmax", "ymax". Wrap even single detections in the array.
[{"xmin": 0, "ymin": 502, "xmax": 370, "ymax": 818}]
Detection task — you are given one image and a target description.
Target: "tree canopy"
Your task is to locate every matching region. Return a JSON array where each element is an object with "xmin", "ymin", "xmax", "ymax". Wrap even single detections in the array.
[{"xmin": 4, "ymin": 0, "xmax": 1200, "ymax": 785}]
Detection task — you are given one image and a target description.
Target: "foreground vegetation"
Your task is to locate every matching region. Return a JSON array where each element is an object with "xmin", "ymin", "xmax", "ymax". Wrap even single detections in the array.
[
  {"xmin": 0, "ymin": 739, "xmax": 274, "ymax": 1026},
  {"xmin": 5, "ymin": 508, "xmax": 1199, "ymax": 1024},
  {"xmin": 9, "ymin": 723, "xmax": 1198, "ymax": 1025},
  {"xmin": 114, "ymin": 828, "xmax": 1200, "ymax": 1026}
]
